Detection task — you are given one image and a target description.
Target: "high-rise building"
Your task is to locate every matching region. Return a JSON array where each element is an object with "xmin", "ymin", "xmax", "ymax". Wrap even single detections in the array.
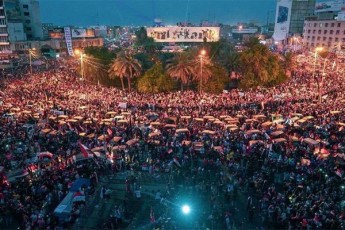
[
  {"xmin": 19, "ymin": 0, "xmax": 43, "ymax": 40},
  {"xmin": 273, "ymin": 0, "xmax": 316, "ymax": 41},
  {"xmin": 315, "ymin": 0, "xmax": 345, "ymax": 20},
  {"xmin": 289, "ymin": 0, "xmax": 316, "ymax": 35},
  {"xmin": 0, "ymin": 0, "xmax": 11, "ymax": 53},
  {"xmin": 4, "ymin": 0, "xmax": 43, "ymax": 41}
]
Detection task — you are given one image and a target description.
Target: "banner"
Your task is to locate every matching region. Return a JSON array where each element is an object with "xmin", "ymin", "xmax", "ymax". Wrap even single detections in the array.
[
  {"xmin": 64, "ymin": 27, "xmax": 74, "ymax": 56},
  {"xmin": 48, "ymin": 28, "xmax": 65, "ymax": 39},
  {"xmin": 315, "ymin": 0, "xmax": 345, "ymax": 13},
  {"xmin": 272, "ymin": 0, "xmax": 293, "ymax": 41},
  {"xmin": 71, "ymin": 28, "xmax": 95, "ymax": 38},
  {"xmin": 147, "ymin": 26, "xmax": 220, "ymax": 43}
]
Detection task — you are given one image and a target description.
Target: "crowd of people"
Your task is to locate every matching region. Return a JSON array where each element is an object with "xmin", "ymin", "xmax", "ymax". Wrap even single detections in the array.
[{"xmin": 0, "ymin": 56, "xmax": 344, "ymax": 229}]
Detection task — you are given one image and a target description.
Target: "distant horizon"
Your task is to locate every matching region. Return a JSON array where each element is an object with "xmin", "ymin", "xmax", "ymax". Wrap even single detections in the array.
[{"xmin": 40, "ymin": 0, "xmax": 277, "ymax": 27}]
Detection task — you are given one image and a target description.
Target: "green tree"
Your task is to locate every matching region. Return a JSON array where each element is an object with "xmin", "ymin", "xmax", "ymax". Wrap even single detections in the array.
[
  {"xmin": 137, "ymin": 63, "xmax": 175, "ymax": 93},
  {"xmin": 203, "ymin": 64, "xmax": 229, "ymax": 94},
  {"xmin": 108, "ymin": 53, "xmax": 142, "ymax": 91},
  {"xmin": 166, "ymin": 52, "xmax": 195, "ymax": 91},
  {"xmin": 239, "ymin": 39, "xmax": 287, "ymax": 88}
]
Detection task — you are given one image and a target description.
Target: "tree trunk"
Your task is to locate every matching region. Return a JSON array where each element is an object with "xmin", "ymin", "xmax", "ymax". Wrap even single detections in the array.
[
  {"xmin": 127, "ymin": 76, "xmax": 131, "ymax": 92},
  {"xmin": 181, "ymin": 81, "xmax": 184, "ymax": 91},
  {"xmin": 120, "ymin": 77, "xmax": 125, "ymax": 90}
]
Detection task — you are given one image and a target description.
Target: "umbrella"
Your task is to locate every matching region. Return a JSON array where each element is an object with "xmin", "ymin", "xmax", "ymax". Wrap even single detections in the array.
[
  {"xmin": 303, "ymin": 138, "xmax": 320, "ymax": 146},
  {"xmin": 246, "ymin": 129, "xmax": 261, "ymax": 135},
  {"xmin": 213, "ymin": 120, "xmax": 223, "ymax": 125},
  {"xmin": 106, "ymin": 111, "xmax": 117, "ymax": 115},
  {"xmin": 181, "ymin": 116, "xmax": 191, "ymax": 119},
  {"xmin": 164, "ymin": 124, "xmax": 177, "ymax": 128},
  {"xmin": 253, "ymin": 114, "xmax": 266, "ymax": 119},
  {"xmin": 73, "ymin": 116, "xmax": 84, "ymax": 120},
  {"xmin": 261, "ymin": 121, "xmax": 273, "ymax": 127},
  {"xmin": 330, "ymin": 111, "xmax": 341, "ymax": 115},
  {"xmin": 102, "ymin": 118, "xmax": 113, "ymax": 122},
  {"xmin": 203, "ymin": 115, "xmax": 215, "ymax": 120},
  {"xmin": 270, "ymin": 130, "xmax": 284, "ymax": 137},
  {"xmin": 225, "ymin": 124, "xmax": 237, "ymax": 129},
  {"xmin": 87, "ymin": 133, "xmax": 95, "ymax": 139},
  {"xmin": 202, "ymin": 130, "xmax": 216, "ymax": 135},
  {"xmin": 149, "ymin": 132, "xmax": 161, "ymax": 137},
  {"xmin": 194, "ymin": 118, "xmax": 204, "ymax": 122},
  {"xmin": 83, "ymin": 120, "xmax": 92, "ymax": 124},
  {"xmin": 97, "ymin": 135, "xmax": 108, "ymax": 141},
  {"xmin": 113, "ymin": 136, "xmax": 122, "ymax": 142},
  {"xmin": 58, "ymin": 115, "xmax": 68, "ymax": 119},
  {"xmin": 115, "ymin": 115, "xmax": 124, "ymax": 120},
  {"xmin": 126, "ymin": 139, "xmax": 138, "ymax": 146},
  {"xmin": 249, "ymin": 140, "xmax": 264, "ymax": 146},
  {"xmin": 245, "ymin": 119, "xmax": 255, "ymax": 123},
  {"xmin": 22, "ymin": 110, "xmax": 32, "ymax": 114},
  {"xmin": 121, "ymin": 112, "xmax": 131, "ymax": 115},
  {"xmin": 272, "ymin": 138, "xmax": 287, "ymax": 143},
  {"xmin": 79, "ymin": 133, "xmax": 86, "ymax": 137},
  {"xmin": 303, "ymin": 116, "xmax": 314, "ymax": 120},
  {"xmin": 66, "ymin": 119, "xmax": 78, "ymax": 123},
  {"xmin": 176, "ymin": 128, "xmax": 189, "ymax": 133},
  {"xmin": 38, "ymin": 151, "xmax": 53, "ymax": 159},
  {"xmin": 117, "ymin": 119, "xmax": 129, "ymax": 123}
]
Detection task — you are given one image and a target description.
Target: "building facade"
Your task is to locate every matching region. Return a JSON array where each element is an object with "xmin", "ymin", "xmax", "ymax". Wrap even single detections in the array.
[
  {"xmin": 302, "ymin": 19, "xmax": 345, "ymax": 50},
  {"xmin": 19, "ymin": 0, "xmax": 43, "ymax": 40},
  {"xmin": 290, "ymin": 0, "xmax": 316, "ymax": 35},
  {"xmin": 0, "ymin": 0, "xmax": 10, "ymax": 53}
]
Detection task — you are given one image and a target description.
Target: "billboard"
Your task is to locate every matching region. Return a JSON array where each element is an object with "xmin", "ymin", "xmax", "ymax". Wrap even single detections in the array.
[
  {"xmin": 71, "ymin": 28, "xmax": 95, "ymax": 38},
  {"xmin": 48, "ymin": 28, "xmax": 65, "ymax": 39},
  {"xmin": 272, "ymin": 0, "xmax": 293, "ymax": 41},
  {"xmin": 315, "ymin": 0, "xmax": 345, "ymax": 13},
  {"xmin": 146, "ymin": 27, "xmax": 220, "ymax": 42}
]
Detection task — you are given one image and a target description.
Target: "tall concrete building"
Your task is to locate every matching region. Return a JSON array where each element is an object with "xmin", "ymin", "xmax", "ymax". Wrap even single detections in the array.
[
  {"xmin": 0, "ymin": 0, "xmax": 11, "ymax": 53},
  {"xmin": 289, "ymin": 0, "xmax": 316, "ymax": 35},
  {"xmin": 4, "ymin": 0, "xmax": 43, "ymax": 41},
  {"xmin": 19, "ymin": 0, "xmax": 43, "ymax": 40}
]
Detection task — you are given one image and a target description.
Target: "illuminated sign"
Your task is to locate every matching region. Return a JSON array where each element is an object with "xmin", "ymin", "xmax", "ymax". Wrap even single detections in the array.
[{"xmin": 147, "ymin": 26, "xmax": 220, "ymax": 42}]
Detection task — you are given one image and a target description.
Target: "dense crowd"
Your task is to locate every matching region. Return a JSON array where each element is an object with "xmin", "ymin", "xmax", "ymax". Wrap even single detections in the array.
[{"xmin": 0, "ymin": 57, "xmax": 344, "ymax": 229}]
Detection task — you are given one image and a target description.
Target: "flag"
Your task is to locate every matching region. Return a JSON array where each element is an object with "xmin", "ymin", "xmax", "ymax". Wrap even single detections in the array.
[
  {"xmin": 78, "ymin": 142, "xmax": 92, "ymax": 158},
  {"xmin": 336, "ymin": 168, "xmax": 343, "ymax": 178},
  {"xmin": 173, "ymin": 157, "xmax": 181, "ymax": 167},
  {"xmin": 150, "ymin": 207, "xmax": 155, "ymax": 223},
  {"xmin": 107, "ymin": 128, "xmax": 113, "ymax": 136}
]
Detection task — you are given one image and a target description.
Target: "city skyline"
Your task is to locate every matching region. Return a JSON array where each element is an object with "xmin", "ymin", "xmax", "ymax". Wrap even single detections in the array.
[{"xmin": 40, "ymin": 0, "xmax": 276, "ymax": 26}]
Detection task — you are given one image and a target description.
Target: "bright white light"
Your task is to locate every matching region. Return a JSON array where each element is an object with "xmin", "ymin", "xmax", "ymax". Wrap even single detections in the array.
[{"xmin": 182, "ymin": 205, "xmax": 191, "ymax": 214}]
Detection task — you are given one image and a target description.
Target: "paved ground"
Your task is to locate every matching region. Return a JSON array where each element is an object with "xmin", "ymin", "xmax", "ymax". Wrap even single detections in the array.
[
  {"xmin": 73, "ymin": 169, "xmax": 262, "ymax": 230},
  {"xmin": 74, "ymin": 171, "xmax": 167, "ymax": 230}
]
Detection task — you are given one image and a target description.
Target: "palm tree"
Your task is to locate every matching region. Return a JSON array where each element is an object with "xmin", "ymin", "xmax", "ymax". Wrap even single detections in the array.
[
  {"xmin": 166, "ymin": 53, "xmax": 195, "ymax": 91},
  {"xmin": 108, "ymin": 53, "xmax": 142, "ymax": 91}
]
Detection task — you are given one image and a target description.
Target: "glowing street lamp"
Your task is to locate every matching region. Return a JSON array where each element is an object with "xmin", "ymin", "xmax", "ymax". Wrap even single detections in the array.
[
  {"xmin": 75, "ymin": 49, "xmax": 86, "ymax": 79},
  {"xmin": 199, "ymin": 49, "xmax": 206, "ymax": 94},
  {"xmin": 181, "ymin": 204, "xmax": 191, "ymax": 215},
  {"xmin": 29, "ymin": 48, "xmax": 36, "ymax": 74}
]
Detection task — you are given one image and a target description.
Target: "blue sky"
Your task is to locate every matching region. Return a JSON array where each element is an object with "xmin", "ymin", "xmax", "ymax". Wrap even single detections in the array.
[{"xmin": 40, "ymin": 0, "xmax": 277, "ymax": 26}]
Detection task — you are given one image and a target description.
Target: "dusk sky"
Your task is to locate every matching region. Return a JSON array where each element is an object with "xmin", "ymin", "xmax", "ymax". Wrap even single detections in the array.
[{"xmin": 40, "ymin": 0, "xmax": 276, "ymax": 26}]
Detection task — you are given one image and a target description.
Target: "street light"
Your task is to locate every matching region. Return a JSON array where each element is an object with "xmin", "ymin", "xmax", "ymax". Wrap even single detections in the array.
[
  {"xmin": 29, "ymin": 48, "xmax": 36, "ymax": 74},
  {"xmin": 181, "ymin": 204, "xmax": 191, "ymax": 215},
  {"xmin": 75, "ymin": 49, "xmax": 86, "ymax": 80},
  {"xmin": 199, "ymin": 49, "xmax": 206, "ymax": 94},
  {"xmin": 313, "ymin": 46, "xmax": 323, "ymax": 103}
]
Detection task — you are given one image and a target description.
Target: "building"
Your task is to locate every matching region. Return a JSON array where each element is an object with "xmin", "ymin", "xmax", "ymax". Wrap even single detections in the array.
[
  {"xmin": 7, "ymin": 22, "xmax": 26, "ymax": 41},
  {"xmin": 302, "ymin": 18, "xmax": 345, "ymax": 51},
  {"xmin": 290, "ymin": 0, "xmax": 316, "ymax": 35},
  {"xmin": 0, "ymin": 0, "xmax": 10, "ymax": 52},
  {"xmin": 10, "ymin": 37, "xmax": 104, "ymax": 55},
  {"xmin": 4, "ymin": 0, "xmax": 43, "ymax": 41},
  {"xmin": 315, "ymin": 0, "xmax": 345, "ymax": 20},
  {"xmin": 273, "ymin": 0, "xmax": 316, "ymax": 41},
  {"xmin": 19, "ymin": 0, "xmax": 43, "ymax": 40}
]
